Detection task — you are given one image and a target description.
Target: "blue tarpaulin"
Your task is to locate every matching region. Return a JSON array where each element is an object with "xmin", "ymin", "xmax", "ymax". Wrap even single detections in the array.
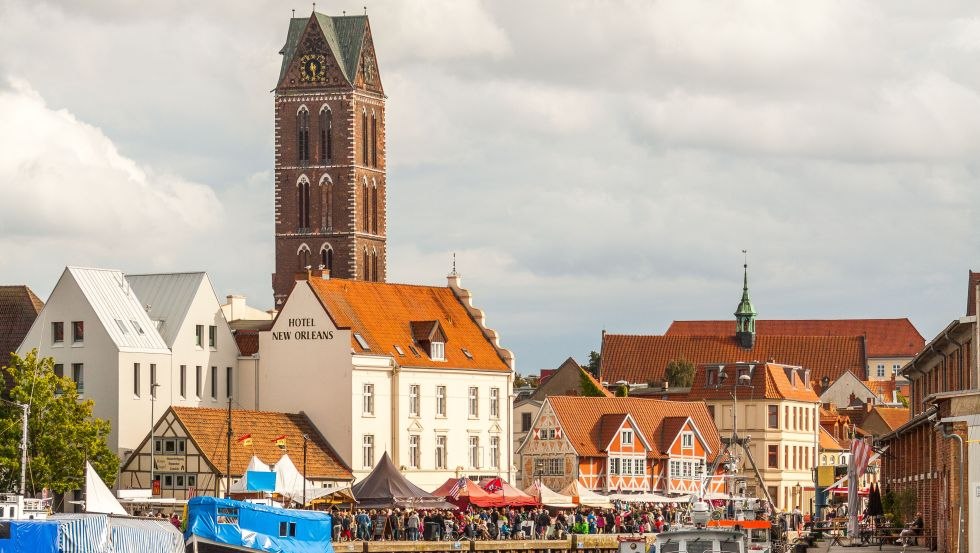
[
  {"xmin": 0, "ymin": 520, "xmax": 59, "ymax": 553},
  {"xmin": 186, "ymin": 496, "xmax": 333, "ymax": 553},
  {"xmin": 245, "ymin": 471, "xmax": 277, "ymax": 492}
]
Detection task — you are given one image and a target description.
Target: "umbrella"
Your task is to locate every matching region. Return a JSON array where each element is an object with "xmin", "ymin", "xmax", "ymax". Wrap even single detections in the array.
[{"xmin": 867, "ymin": 483, "xmax": 884, "ymax": 517}]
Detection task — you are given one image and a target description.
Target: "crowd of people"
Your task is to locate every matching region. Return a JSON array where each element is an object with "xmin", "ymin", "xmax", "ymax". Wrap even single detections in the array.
[{"xmin": 328, "ymin": 504, "xmax": 684, "ymax": 542}]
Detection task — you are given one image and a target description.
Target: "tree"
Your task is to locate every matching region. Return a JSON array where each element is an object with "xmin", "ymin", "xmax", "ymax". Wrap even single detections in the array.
[
  {"xmin": 586, "ymin": 351, "xmax": 601, "ymax": 378},
  {"xmin": 578, "ymin": 368, "xmax": 605, "ymax": 397},
  {"xmin": 615, "ymin": 383, "xmax": 629, "ymax": 397},
  {"xmin": 0, "ymin": 350, "xmax": 119, "ymax": 497},
  {"xmin": 664, "ymin": 358, "xmax": 696, "ymax": 388}
]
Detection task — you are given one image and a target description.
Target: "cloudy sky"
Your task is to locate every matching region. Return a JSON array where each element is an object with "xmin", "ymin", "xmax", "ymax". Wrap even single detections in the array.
[{"xmin": 1, "ymin": 0, "xmax": 979, "ymax": 374}]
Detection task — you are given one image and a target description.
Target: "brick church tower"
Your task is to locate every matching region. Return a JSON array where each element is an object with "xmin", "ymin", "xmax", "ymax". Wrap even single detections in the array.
[{"xmin": 272, "ymin": 12, "xmax": 386, "ymax": 306}]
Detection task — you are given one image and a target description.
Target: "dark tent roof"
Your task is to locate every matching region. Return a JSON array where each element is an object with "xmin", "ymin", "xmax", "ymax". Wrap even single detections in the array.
[{"xmin": 351, "ymin": 452, "xmax": 455, "ymax": 510}]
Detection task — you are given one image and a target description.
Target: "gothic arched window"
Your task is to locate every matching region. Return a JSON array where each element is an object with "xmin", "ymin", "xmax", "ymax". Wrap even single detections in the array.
[
  {"xmin": 362, "ymin": 179, "xmax": 370, "ymax": 232},
  {"xmin": 297, "ymin": 177, "xmax": 311, "ymax": 231},
  {"xmin": 320, "ymin": 175, "xmax": 332, "ymax": 230},
  {"xmin": 371, "ymin": 180, "xmax": 379, "ymax": 234},
  {"xmin": 320, "ymin": 245, "xmax": 333, "ymax": 273},
  {"xmin": 298, "ymin": 244, "xmax": 311, "ymax": 269},
  {"xmin": 361, "ymin": 109, "xmax": 369, "ymax": 165},
  {"xmin": 370, "ymin": 111, "xmax": 378, "ymax": 167},
  {"xmin": 297, "ymin": 107, "xmax": 310, "ymax": 164},
  {"xmin": 362, "ymin": 247, "xmax": 370, "ymax": 281},
  {"xmin": 319, "ymin": 106, "xmax": 332, "ymax": 164},
  {"xmin": 371, "ymin": 248, "xmax": 379, "ymax": 282}
]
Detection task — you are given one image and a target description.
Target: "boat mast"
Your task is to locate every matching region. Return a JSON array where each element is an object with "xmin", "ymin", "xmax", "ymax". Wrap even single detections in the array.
[{"xmin": 19, "ymin": 402, "xmax": 29, "ymax": 496}]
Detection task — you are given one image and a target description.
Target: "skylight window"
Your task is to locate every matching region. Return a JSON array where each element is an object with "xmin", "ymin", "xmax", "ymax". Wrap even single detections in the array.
[
  {"xmin": 408, "ymin": 345, "xmax": 421, "ymax": 357},
  {"xmin": 394, "ymin": 345, "xmax": 404, "ymax": 356},
  {"xmin": 131, "ymin": 320, "xmax": 144, "ymax": 335},
  {"xmin": 461, "ymin": 348, "xmax": 473, "ymax": 360},
  {"xmin": 114, "ymin": 319, "xmax": 129, "ymax": 334},
  {"xmin": 353, "ymin": 333, "xmax": 370, "ymax": 350}
]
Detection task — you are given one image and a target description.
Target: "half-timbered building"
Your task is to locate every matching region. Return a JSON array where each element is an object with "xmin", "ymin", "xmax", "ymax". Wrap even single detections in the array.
[{"xmin": 516, "ymin": 396, "xmax": 725, "ymax": 496}]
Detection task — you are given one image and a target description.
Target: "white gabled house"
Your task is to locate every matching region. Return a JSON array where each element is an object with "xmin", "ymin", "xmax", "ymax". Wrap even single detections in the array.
[{"xmin": 18, "ymin": 267, "xmax": 240, "ymax": 458}]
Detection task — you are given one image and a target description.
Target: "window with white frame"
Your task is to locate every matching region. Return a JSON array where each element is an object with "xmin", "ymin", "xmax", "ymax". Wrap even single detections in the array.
[
  {"xmin": 436, "ymin": 386, "xmax": 447, "ymax": 416},
  {"xmin": 876, "ymin": 363, "xmax": 885, "ymax": 378},
  {"xmin": 490, "ymin": 436, "xmax": 500, "ymax": 468},
  {"xmin": 409, "ymin": 435, "xmax": 420, "ymax": 469},
  {"xmin": 681, "ymin": 432, "xmax": 694, "ymax": 448},
  {"xmin": 490, "ymin": 387, "xmax": 500, "ymax": 418},
  {"xmin": 431, "ymin": 341, "xmax": 445, "ymax": 361},
  {"xmin": 622, "ymin": 457, "xmax": 632, "ymax": 475},
  {"xmin": 468, "ymin": 436, "xmax": 480, "ymax": 468},
  {"xmin": 547, "ymin": 457, "xmax": 563, "ymax": 475},
  {"xmin": 468, "ymin": 387, "xmax": 479, "ymax": 417},
  {"xmin": 409, "ymin": 384, "xmax": 420, "ymax": 416},
  {"xmin": 621, "ymin": 429, "xmax": 633, "ymax": 445},
  {"xmin": 363, "ymin": 383, "xmax": 374, "ymax": 415},
  {"xmin": 609, "ymin": 458, "xmax": 620, "ymax": 475},
  {"xmin": 362, "ymin": 435, "xmax": 375, "ymax": 468},
  {"xmin": 435, "ymin": 435, "xmax": 447, "ymax": 469}
]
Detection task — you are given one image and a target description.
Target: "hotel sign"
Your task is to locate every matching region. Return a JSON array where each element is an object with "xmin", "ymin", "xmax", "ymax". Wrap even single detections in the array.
[{"xmin": 272, "ymin": 317, "xmax": 335, "ymax": 341}]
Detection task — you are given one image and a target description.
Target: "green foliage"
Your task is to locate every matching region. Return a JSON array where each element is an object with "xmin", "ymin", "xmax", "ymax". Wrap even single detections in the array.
[
  {"xmin": 586, "ymin": 351, "xmax": 601, "ymax": 378},
  {"xmin": 578, "ymin": 368, "xmax": 605, "ymax": 397},
  {"xmin": 881, "ymin": 488, "xmax": 917, "ymax": 525},
  {"xmin": 665, "ymin": 358, "xmax": 695, "ymax": 388},
  {"xmin": 0, "ymin": 350, "xmax": 119, "ymax": 495},
  {"xmin": 514, "ymin": 374, "xmax": 539, "ymax": 389},
  {"xmin": 615, "ymin": 383, "xmax": 629, "ymax": 397},
  {"xmin": 898, "ymin": 394, "xmax": 909, "ymax": 408}
]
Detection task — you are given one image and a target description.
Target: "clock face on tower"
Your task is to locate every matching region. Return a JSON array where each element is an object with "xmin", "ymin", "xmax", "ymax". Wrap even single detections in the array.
[{"xmin": 299, "ymin": 54, "xmax": 327, "ymax": 82}]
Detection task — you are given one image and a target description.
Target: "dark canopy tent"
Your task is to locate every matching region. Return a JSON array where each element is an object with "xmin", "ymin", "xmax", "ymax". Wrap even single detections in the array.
[{"xmin": 351, "ymin": 452, "xmax": 456, "ymax": 510}]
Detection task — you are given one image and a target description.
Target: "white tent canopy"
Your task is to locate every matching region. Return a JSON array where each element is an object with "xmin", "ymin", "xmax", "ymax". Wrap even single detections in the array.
[
  {"xmin": 271, "ymin": 454, "xmax": 338, "ymax": 504},
  {"xmin": 229, "ymin": 456, "xmax": 273, "ymax": 493},
  {"xmin": 85, "ymin": 461, "xmax": 128, "ymax": 515},
  {"xmin": 559, "ymin": 481, "xmax": 614, "ymax": 509},
  {"xmin": 523, "ymin": 481, "xmax": 575, "ymax": 508},
  {"xmin": 609, "ymin": 492, "xmax": 688, "ymax": 504}
]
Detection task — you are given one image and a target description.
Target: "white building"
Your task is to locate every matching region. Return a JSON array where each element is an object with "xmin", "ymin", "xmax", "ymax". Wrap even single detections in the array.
[
  {"xmin": 18, "ymin": 267, "xmax": 240, "ymax": 456},
  {"xmin": 256, "ymin": 271, "xmax": 515, "ymax": 489}
]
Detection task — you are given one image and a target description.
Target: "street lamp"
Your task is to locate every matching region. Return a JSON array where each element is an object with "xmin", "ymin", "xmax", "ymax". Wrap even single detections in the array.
[{"xmin": 149, "ymin": 381, "xmax": 160, "ymax": 495}]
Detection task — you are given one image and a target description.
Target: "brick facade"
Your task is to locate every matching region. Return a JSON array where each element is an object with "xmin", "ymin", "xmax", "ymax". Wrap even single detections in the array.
[{"xmin": 272, "ymin": 14, "xmax": 386, "ymax": 306}]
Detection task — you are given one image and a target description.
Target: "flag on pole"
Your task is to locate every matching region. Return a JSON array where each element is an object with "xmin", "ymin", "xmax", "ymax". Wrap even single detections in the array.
[
  {"xmin": 237, "ymin": 433, "xmax": 253, "ymax": 447},
  {"xmin": 850, "ymin": 439, "xmax": 872, "ymax": 476},
  {"xmin": 448, "ymin": 477, "xmax": 467, "ymax": 499},
  {"xmin": 483, "ymin": 477, "xmax": 503, "ymax": 493},
  {"xmin": 273, "ymin": 434, "xmax": 287, "ymax": 449}
]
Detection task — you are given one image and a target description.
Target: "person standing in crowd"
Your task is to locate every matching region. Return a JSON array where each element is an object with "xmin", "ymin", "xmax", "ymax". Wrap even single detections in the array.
[{"xmin": 406, "ymin": 510, "xmax": 420, "ymax": 541}]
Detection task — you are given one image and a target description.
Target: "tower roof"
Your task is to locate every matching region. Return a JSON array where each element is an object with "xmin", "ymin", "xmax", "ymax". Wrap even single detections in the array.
[
  {"xmin": 278, "ymin": 12, "xmax": 368, "ymax": 85},
  {"xmin": 734, "ymin": 262, "xmax": 756, "ymax": 318}
]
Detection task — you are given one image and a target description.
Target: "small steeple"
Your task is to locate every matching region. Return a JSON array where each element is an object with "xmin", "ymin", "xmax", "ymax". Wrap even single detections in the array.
[{"xmin": 734, "ymin": 250, "xmax": 757, "ymax": 349}]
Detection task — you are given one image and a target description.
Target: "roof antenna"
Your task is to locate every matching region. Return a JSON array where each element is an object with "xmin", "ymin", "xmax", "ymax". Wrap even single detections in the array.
[
  {"xmin": 312, "ymin": 2, "xmax": 316, "ymax": 12},
  {"xmin": 291, "ymin": 9, "xmax": 295, "ymax": 17},
  {"xmin": 364, "ymin": 6, "xmax": 368, "ymax": 14},
  {"xmin": 450, "ymin": 252, "xmax": 458, "ymax": 276}
]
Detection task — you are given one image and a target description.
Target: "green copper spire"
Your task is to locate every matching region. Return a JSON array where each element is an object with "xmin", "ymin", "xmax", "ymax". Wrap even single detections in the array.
[{"xmin": 734, "ymin": 251, "xmax": 756, "ymax": 348}]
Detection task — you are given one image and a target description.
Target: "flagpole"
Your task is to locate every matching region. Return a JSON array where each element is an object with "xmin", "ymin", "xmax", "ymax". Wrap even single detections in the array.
[{"xmin": 226, "ymin": 397, "xmax": 232, "ymax": 498}]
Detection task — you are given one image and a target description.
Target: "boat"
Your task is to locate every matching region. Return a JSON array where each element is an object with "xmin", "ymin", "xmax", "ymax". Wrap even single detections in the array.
[
  {"xmin": 0, "ymin": 493, "xmax": 50, "ymax": 520},
  {"xmin": 656, "ymin": 497, "xmax": 774, "ymax": 553},
  {"xmin": 184, "ymin": 496, "xmax": 334, "ymax": 553},
  {"xmin": 656, "ymin": 527, "xmax": 746, "ymax": 553}
]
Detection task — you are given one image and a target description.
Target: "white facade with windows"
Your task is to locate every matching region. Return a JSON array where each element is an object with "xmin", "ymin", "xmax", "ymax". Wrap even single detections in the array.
[
  {"xmin": 256, "ymin": 274, "xmax": 515, "ymax": 490},
  {"xmin": 17, "ymin": 268, "xmax": 240, "ymax": 457}
]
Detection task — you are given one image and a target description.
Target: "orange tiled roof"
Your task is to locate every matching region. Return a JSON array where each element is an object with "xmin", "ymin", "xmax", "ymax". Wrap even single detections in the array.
[
  {"xmin": 547, "ymin": 396, "xmax": 721, "ymax": 460},
  {"xmin": 0, "ymin": 285, "xmax": 43, "ymax": 361},
  {"xmin": 870, "ymin": 407, "xmax": 910, "ymax": 432},
  {"xmin": 819, "ymin": 427, "xmax": 843, "ymax": 451},
  {"xmin": 597, "ymin": 413, "xmax": 630, "ymax": 450},
  {"xmin": 169, "ymin": 407, "xmax": 352, "ymax": 481},
  {"xmin": 666, "ymin": 319, "xmax": 924, "ymax": 358},
  {"xmin": 234, "ymin": 330, "xmax": 259, "ymax": 356},
  {"xmin": 601, "ymin": 334, "xmax": 866, "ymax": 386},
  {"xmin": 308, "ymin": 279, "xmax": 510, "ymax": 372},
  {"xmin": 683, "ymin": 362, "xmax": 820, "ymax": 402}
]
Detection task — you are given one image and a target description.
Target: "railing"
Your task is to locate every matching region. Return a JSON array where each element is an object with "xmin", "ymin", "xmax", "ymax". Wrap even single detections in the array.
[{"xmin": 331, "ymin": 535, "xmax": 654, "ymax": 553}]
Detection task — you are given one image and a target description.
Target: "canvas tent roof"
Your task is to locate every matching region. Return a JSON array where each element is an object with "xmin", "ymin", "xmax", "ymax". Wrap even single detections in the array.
[
  {"xmin": 351, "ymin": 452, "xmax": 454, "ymax": 509},
  {"xmin": 477, "ymin": 478, "xmax": 538, "ymax": 507},
  {"xmin": 523, "ymin": 482, "xmax": 575, "ymax": 508},
  {"xmin": 432, "ymin": 478, "xmax": 501, "ymax": 508},
  {"xmin": 559, "ymin": 480, "xmax": 613, "ymax": 509}
]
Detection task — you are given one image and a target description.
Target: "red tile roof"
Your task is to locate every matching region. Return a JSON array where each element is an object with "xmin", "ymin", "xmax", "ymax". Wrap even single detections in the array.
[
  {"xmin": 819, "ymin": 427, "xmax": 843, "ymax": 451},
  {"xmin": 168, "ymin": 407, "xmax": 352, "ymax": 480},
  {"xmin": 234, "ymin": 330, "xmax": 259, "ymax": 356},
  {"xmin": 601, "ymin": 334, "xmax": 866, "ymax": 386},
  {"xmin": 666, "ymin": 319, "xmax": 923, "ymax": 358},
  {"xmin": 308, "ymin": 279, "xmax": 510, "ymax": 372},
  {"xmin": 870, "ymin": 407, "xmax": 910, "ymax": 432},
  {"xmin": 597, "ymin": 413, "xmax": 630, "ymax": 450},
  {"xmin": 682, "ymin": 362, "xmax": 820, "ymax": 403},
  {"xmin": 547, "ymin": 396, "xmax": 721, "ymax": 460},
  {"xmin": 0, "ymin": 286, "xmax": 43, "ymax": 363}
]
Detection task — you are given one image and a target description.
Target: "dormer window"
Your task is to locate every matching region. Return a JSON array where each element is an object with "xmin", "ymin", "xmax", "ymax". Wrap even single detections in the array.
[{"xmin": 410, "ymin": 320, "xmax": 448, "ymax": 361}]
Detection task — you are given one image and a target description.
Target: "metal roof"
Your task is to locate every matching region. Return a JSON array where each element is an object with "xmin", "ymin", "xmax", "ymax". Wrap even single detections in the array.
[
  {"xmin": 66, "ymin": 267, "xmax": 168, "ymax": 352},
  {"xmin": 278, "ymin": 12, "xmax": 367, "ymax": 86},
  {"xmin": 126, "ymin": 273, "xmax": 208, "ymax": 347}
]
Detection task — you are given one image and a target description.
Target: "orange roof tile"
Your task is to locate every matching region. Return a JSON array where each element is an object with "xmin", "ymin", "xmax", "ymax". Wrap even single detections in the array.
[
  {"xmin": 597, "ymin": 413, "xmax": 630, "ymax": 450},
  {"xmin": 666, "ymin": 319, "xmax": 923, "ymax": 358},
  {"xmin": 168, "ymin": 407, "xmax": 352, "ymax": 481},
  {"xmin": 601, "ymin": 334, "xmax": 865, "ymax": 386},
  {"xmin": 234, "ymin": 330, "xmax": 259, "ymax": 356},
  {"xmin": 682, "ymin": 362, "xmax": 820, "ymax": 402},
  {"xmin": 547, "ymin": 396, "xmax": 721, "ymax": 460},
  {"xmin": 819, "ymin": 427, "xmax": 843, "ymax": 451},
  {"xmin": 307, "ymin": 279, "xmax": 510, "ymax": 372},
  {"xmin": 0, "ymin": 285, "xmax": 43, "ymax": 361},
  {"xmin": 870, "ymin": 407, "xmax": 910, "ymax": 432}
]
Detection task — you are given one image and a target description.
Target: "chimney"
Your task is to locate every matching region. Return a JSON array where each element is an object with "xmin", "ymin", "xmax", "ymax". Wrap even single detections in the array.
[{"xmin": 865, "ymin": 396, "xmax": 874, "ymax": 412}]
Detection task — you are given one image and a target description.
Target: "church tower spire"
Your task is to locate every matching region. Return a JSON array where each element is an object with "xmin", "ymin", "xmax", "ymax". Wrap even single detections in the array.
[{"xmin": 734, "ymin": 250, "xmax": 757, "ymax": 349}]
